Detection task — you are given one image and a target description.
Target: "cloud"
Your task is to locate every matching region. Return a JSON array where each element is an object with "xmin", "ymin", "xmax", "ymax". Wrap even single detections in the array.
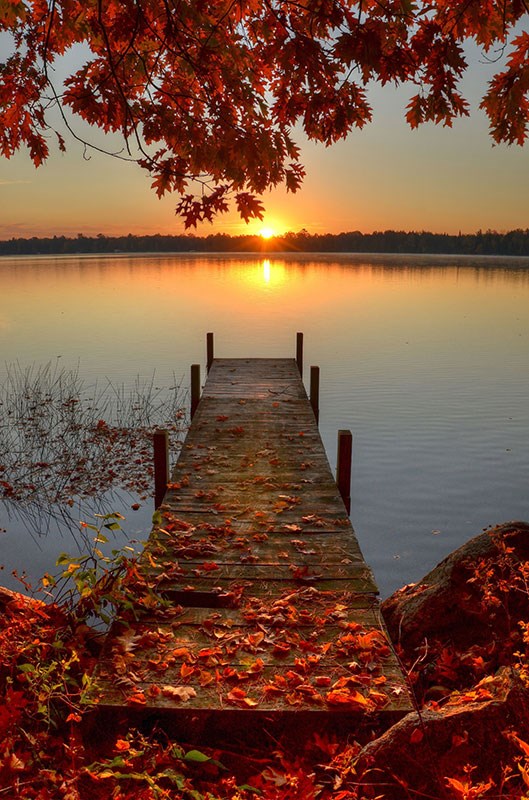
[{"xmin": 0, "ymin": 180, "xmax": 31, "ymax": 186}]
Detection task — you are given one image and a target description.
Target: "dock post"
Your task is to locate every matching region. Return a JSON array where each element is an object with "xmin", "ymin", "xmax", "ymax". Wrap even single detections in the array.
[
  {"xmin": 191, "ymin": 364, "xmax": 201, "ymax": 419},
  {"xmin": 296, "ymin": 332, "xmax": 303, "ymax": 376},
  {"xmin": 310, "ymin": 366, "xmax": 320, "ymax": 423},
  {"xmin": 153, "ymin": 429, "xmax": 169, "ymax": 509},
  {"xmin": 206, "ymin": 332, "xmax": 214, "ymax": 373},
  {"xmin": 336, "ymin": 429, "xmax": 352, "ymax": 515}
]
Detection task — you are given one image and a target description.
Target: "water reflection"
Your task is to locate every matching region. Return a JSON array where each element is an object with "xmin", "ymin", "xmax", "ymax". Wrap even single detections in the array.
[{"xmin": 1, "ymin": 253, "xmax": 529, "ymax": 596}]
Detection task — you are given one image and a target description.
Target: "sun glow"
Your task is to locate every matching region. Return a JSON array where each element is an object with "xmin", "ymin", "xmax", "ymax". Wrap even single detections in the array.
[{"xmin": 258, "ymin": 226, "xmax": 276, "ymax": 239}]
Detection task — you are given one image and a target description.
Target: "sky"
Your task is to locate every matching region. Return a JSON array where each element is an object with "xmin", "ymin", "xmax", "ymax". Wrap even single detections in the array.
[{"xmin": 1, "ymin": 39, "xmax": 529, "ymax": 240}]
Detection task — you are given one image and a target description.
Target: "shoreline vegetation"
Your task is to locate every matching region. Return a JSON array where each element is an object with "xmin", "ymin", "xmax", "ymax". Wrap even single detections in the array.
[
  {"xmin": 0, "ymin": 362, "xmax": 186, "ymax": 547},
  {"xmin": 2, "ymin": 228, "xmax": 529, "ymax": 257}
]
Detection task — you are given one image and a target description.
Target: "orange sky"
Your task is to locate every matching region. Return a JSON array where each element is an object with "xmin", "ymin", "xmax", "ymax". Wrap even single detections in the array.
[{"xmin": 1, "ymin": 45, "xmax": 529, "ymax": 240}]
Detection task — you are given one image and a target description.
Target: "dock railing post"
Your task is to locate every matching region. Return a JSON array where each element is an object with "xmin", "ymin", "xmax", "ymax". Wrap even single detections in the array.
[
  {"xmin": 310, "ymin": 366, "xmax": 320, "ymax": 423},
  {"xmin": 296, "ymin": 332, "xmax": 303, "ymax": 376},
  {"xmin": 191, "ymin": 364, "xmax": 201, "ymax": 419},
  {"xmin": 206, "ymin": 332, "xmax": 214, "ymax": 373},
  {"xmin": 336, "ymin": 429, "xmax": 352, "ymax": 515},
  {"xmin": 153, "ymin": 429, "xmax": 169, "ymax": 509}
]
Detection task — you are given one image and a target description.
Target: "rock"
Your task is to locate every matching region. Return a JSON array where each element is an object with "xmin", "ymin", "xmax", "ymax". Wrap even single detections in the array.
[
  {"xmin": 381, "ymin": 521, "xmax": 529, "ymax": 693},
  {"xmin": 352, "ymin": 668, "xmax": 529, "ymax": 799},
  {"xmin": 0, "ymin": 586, "xmax": 45, "ymax": 615}
]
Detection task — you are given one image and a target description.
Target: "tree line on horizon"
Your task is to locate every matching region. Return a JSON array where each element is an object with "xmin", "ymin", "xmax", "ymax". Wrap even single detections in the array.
[{"xmin": 2, "ymin": 229, "xmax": 529, "ymax": 257}]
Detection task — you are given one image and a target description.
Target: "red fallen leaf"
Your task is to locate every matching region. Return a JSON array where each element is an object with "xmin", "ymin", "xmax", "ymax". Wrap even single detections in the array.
[
  {"xmin": 273, "ymin": 642, "xmax": 291, "ymax": 656},
  {"xmin": 115, "ymin": 739, "xmax": 131, "ymax": 751},
  {"xmin": 127, "ymin": 690, "xmax": 147, "ymax": 706},
  {"xmin": 201, "ymin": 562, "xmax": 220, "ymax": 572},
  {"xmin": 285, "ymin": 671, "xmax": 304, "ymax": 687},
  {"xmin": 410, "ymin": 727, "xmax": 424, "ymax": 744},
  {"xmin": 314, "ymin": 676, "xmax": 332, "ymax": 687},
  {"xmin": 326, "ymin": 690, "xmax": 370, "ymax": 708},
  {"xmin": 226, "ymin": 687, "xmax": 258, "ymax": 707},
  {"xmin": 246, "ymin": 632, "xmax": 265, "ymax": 648},
  {"xmin": 285, "ymin": 692, "xmax": 303, "ymax": 706},
  {"xmin": 263, "ymin": 683, "xmax": 286, "ymax": 696},
  {"xmin": 163, "ymin": 519, "xmax": 192, "ymax": 531},
  {"xmin": 197, "ymin": 647, "xmax": 221, "ymax": 658},
  {"xmin": 198, "ymin": 670, "xmax": 215, "ymax": 687},
  {"xmin": 180, "ymin": 663, "xmax": 196, "ymax": 679},
  {"xmin": 172, "ymin": 647, "xmax": 192, "ymax": 659},
  {"xmin": 216, "ymin": 415, "xmax": 229, "ymax": 421},
  {"xmin": 66, "ymin": 712, "xmax": 82, "ymax": 723}
]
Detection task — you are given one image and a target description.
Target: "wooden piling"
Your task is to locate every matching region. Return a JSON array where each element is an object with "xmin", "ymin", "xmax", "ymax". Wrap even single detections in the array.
[
  {"xmin": 206, "ymin": 332, "xmax": 214, "ymax": 373},
  {"xmin": 153, "ymin": 429, "xmax": 169, "ymax": 509},
  {"xmin": 191, "ymin": 364, "xmax": 201, "ymax": 419},
  {"xmin": 296, "ymin": 332, "xmax": 303, "ymax": 376},
  {"xmin": 310, "ymin": 366, "xmax": 320, "ymax": 423},
  {"xmin": 336, "ymin": 429, "xmax": 352, "ymax": 515}
]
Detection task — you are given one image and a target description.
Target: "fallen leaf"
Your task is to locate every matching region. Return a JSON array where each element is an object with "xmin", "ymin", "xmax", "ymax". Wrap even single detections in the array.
[{"xmin": 161, "ymin": 685, "xmax": 197, "ymax": 702}]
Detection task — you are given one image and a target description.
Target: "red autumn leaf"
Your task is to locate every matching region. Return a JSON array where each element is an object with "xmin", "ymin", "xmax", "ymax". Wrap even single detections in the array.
[
  {"xmin": 114, "ymin": 739, "xmax": 131, "ymax": 751},
  {"xmin": 127, "ymin": 690, "xmax": 147, "ymax": 706},
  {"xmin": 410, "ymin": 727, "xmax": 424, "ymax": 744},
  {"xmin": 326, "ymin": 689, "xmax": 370, "ymax": 708},
  {"xmin": 227, "ymin": 687, "xmax": 259, "ymax": 708}
]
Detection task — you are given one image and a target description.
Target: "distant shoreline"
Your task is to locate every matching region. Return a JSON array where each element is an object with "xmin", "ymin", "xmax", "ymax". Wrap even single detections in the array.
[{"xmin": 2, "ymin": 229, "xmax": 529, "ymax": 258}]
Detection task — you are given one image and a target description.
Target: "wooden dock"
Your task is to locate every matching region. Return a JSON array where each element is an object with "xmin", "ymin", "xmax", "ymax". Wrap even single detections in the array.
[{"xmin": 94, "ymin": 346, "xmax": 412, "ymax": 731}]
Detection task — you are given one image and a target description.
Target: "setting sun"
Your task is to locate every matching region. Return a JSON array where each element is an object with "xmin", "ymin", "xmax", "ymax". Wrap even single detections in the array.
[{"xmin": 258, "ymin": 226, "xmax": 276, "ymax": 239}]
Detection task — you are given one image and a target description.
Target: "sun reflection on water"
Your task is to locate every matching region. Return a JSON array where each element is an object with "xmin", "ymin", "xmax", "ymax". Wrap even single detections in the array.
[{"xmin": 255, "ymin": 258, "xmax": 287, "ymax": 291}]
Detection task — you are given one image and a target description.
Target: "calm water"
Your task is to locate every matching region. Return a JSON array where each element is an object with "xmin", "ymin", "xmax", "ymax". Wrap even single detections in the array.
[{"xmin": 1, "ymin": 252, "xmax": 529, "ymax": 597}]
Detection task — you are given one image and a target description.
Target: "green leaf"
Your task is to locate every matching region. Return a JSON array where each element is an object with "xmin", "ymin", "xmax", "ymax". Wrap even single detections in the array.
[
  {"xmin": 184, "ymin": 750, "xmax": 227, "ymax": 770},
  {"xmin": 104, "ymin": 522, "xmax": 122, "ymax": 531},
  {"xmin": 238, "ymin": 786, "xmax": 262, "ymax": 795},
  {"xmin": 18, "ymin": 663, "xmax": 36, "ymax": 673},
  {"xmin": 159, "ymin": 769, "xmax": 186, "ymax": 788},
  {"xmin": 184, "ymin": 750, "xmax": 211, "ymax": 764},
  {"xmin": 152, "ymin": 510, "xmax": 163, "ymax": 526}
]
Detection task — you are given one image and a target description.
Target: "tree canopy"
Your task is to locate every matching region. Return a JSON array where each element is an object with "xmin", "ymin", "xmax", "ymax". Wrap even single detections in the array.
[{"xmin": 1, "ymin": 0, "xmax": 528, "ymax": 226}]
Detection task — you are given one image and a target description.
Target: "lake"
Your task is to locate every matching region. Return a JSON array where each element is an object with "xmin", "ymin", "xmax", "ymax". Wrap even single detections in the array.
[{"xmin": 1, "ymin": 252, "xmax": 529, "ymax": 597}]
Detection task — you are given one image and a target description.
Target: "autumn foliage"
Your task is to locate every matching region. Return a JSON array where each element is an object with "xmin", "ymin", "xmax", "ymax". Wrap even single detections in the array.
[
  {"xmin": 4, "ymin": 523, "xmax": 529, "ymax": 798},
  {"xmin": 1, "ymin": 0, "xmax": 529, "ymax": 226}
]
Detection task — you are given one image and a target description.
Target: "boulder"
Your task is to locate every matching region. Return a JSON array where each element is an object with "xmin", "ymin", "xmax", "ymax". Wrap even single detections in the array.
[
  {"xmin": 381, "ymin": 521, "xmax": 529, "ymax": 693},
  {"xmin": 351, "ymin": 668, "xmax": 529, "ymax": 799}
]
